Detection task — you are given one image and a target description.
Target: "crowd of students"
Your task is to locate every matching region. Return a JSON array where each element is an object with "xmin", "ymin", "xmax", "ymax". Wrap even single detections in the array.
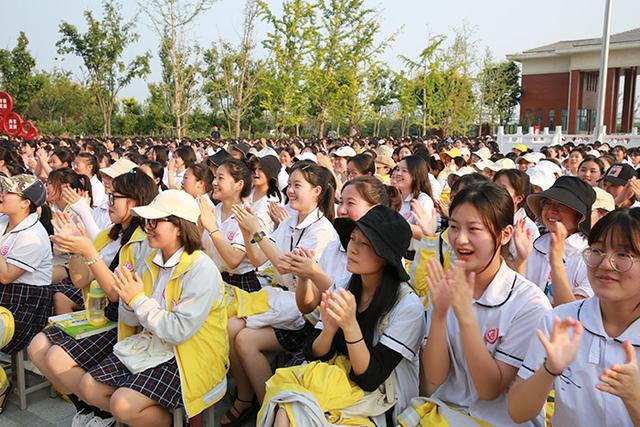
[{"xmin": 0, "ymin": 134, "xmax": 638, "ymax": 427}]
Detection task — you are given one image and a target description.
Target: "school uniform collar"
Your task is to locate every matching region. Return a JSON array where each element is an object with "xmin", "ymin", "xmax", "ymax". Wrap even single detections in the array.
[
  {"xmin": 152, "ymin": 247, "xmax": 185, "ymax": 269},
  {"xmin": 533, "ymin": 232, "xmax": 586, "ymax": 256},
  {"xmin": 514, "ymin": 207, "xmax": 528, "ymax": 223},
  {"xmin": 577, "ymin": 297, "xmax": 640, "ymax": 347},
  {"xmin": 474, "ymin": 261, "xmax": 517, "ymax": 308},
  {"xmin": 292, "ymin": 207, "xmax": 322, "ymax": 230},
  {"xmin": 0, "ymin": 212, "xmax": 40, "ymax": 235}
]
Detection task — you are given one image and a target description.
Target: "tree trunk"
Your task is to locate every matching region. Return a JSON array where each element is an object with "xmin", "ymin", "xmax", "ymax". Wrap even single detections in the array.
[{"xmin": 319, "ymin": 120, "xmax": 325, "ymax": 138}]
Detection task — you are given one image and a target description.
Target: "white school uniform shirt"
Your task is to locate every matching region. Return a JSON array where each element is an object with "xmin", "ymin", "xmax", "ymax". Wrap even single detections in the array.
[
  {"xmin": 427, "ymin": 261, "xmax": 551, "ymax": 427},
  {"xmin": 518, "ymin": 297, "xmax": 640, "ymax": 427},
  {"xmin": 203, "ymin": 202, "xmax": 254, "ymax": 275},
  {"xmin": 162, "ymin": 168, "xmax": 186, "ymax": 188},
  {"xmin": 0, "ymin": 213, "xmax": 52, "ymax": 286},
  {"xmin": 508, "ymin": 208, "xmax": 540, "ymax": 261},
  {"xmin": 428, "ymin": 173, "xmax": 442, "ymax": 201},
  {"xmin": 525, "ymin": 232, "xmax": 593, "ymax": 303},
  {"xmin": 277, "ymin": 167, "xmax": 289, "ymax": 192},
  {"xmin": 251, "ymin": 190, "xmax": 283, "ymax": 234},
  {"xmin": 318, "ymin": 277, "xmax": 427, "ymax": 425},
  {"xmin": 269, "ymin": 207, "xmax": 337, "ymax": 290},
  {"xmin": 90, "ymin": 174, "xmax": 107, "ymax": 208},
  {"xmin": 317, "ymin": 238, "xmax": 349, "ymax": 285},
  {"xmin": 400, "ymin": 192, "xmax": 434, "ymax": 251}
]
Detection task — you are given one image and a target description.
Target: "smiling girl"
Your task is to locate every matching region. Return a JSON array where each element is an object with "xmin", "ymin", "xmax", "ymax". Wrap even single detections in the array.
[
  {"xmin": 577, "ymin": 155, "xmax": 605, "ymax": 187},
  {"xmin": 509, "ymin": 208, "xmax": 640, "ymax": 426},
  {"xmin": 420, "ymin": 182, "xmax": 551, "ymax": 426}
]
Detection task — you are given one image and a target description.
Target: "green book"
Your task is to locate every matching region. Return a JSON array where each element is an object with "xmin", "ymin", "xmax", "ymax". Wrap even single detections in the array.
[{"xmin": 48, "ymin": 310, "xmax": 117, "ymax": 340}]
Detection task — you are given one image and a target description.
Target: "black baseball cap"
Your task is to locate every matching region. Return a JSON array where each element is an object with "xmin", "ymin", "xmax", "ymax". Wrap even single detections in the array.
[{"xmin": 600, "ymin": 163, "xmax": 638, "ymax": 186}]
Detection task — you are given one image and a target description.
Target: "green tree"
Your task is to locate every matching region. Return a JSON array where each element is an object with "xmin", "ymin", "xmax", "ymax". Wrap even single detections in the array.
[
  {"xmin": 0, "ymin": 32, "xmax": 43, "ymax": 113},
  {"xmin": 140, "ymin": 82, "xmax": 173, "ymax": 135},
  {"xmin": 367, "ymin": 63, "xmax": 394, "ymax": 137},
  {"xmin": 142, "ymin": 0, "xmax": 216, "ymax": 139},
  {"xmin": 258, "ymin": 0, "xmax": 316, "ymax": 136},
  {"xmin": 479, "ymin": 59, "xmax": 521, "ymax": 131},
  {"xmin": 57, "ymin": 0, "xmax": 150, "ymax": 136}
]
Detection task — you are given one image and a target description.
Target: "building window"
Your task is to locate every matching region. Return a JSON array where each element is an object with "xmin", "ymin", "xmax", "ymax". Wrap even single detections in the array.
[
  {"xmin": 578, "ymin": 109, "xmax": 588, "ymax": 132},
  {"xmin": 548, "ymin": 110, "xmax": 555, "ymax": 129},
  {"xmin": 561, "ymin": 109, "xmax": 568, "ymax": 131},
  {"xmin": 536, "ymin": 110, "xmax": 543, "ymax": 126}
]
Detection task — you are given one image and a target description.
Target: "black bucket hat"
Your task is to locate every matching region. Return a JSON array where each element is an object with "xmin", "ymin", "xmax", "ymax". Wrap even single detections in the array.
[
  {"xmin": 206, "ymin": 149, "xmax": 232, "ymax": 167},
  {"xmin": 334, "ymin": 205, "xmax": 412, "ymax": 281},
  {"xmin": 526, "ymin": 176, "xmax": 596, "ymax": 235},
  {"xmin": 256, "ymin": 155, "xmax": 281, "ymax": 184}
]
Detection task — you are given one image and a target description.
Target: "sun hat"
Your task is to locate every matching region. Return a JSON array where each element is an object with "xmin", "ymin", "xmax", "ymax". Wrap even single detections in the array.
[
  {"xmin": 526, "ymin": 176, "xmax": 596, "ymax": 235},
  {"xmin": 257, "ymin": 147, "xmax": 279, "ymax": 158},
  {"xmin": 100, "ymin": 158, "xmax": 137, "ymax": 179},
  {"xmin": 333, "ymin": 205, "xmax": 412, "ymax": 281},
  {"xmin": 473, "ymin": 158, "xmax": 495, "ymax": 171},
  {"xmin": 375, "ymin": 155, "xmax": 396, "ymax": 169},
  {"xmin": 0, "ymin": 174, "xmax": 46, "ymax": 207},
  {"xmin": 487, "ymin": 158, "xmax": 516, "ymax": 172},
  {"xmin": 131, "ymin": 189, "xmax": 200, "ymax": 224},
  {"xmin": 451, "ymin": 166, "xmax": 477, "ymax": 177},
  {"xmin": 332, "ymin": 146, "xmax": 357, "ymax": 158},
  {"xmin": 376, "ymin": 145, "xmax": 393, "ymax": 158},
  {"xmin": 228, "ymin": 142, "xmax": 250, "ymax": 158},
  {"xmin": 600, "ymin": 163, "xmax": 638, "ymax": 186},
  {"xmin": 517, "ymin": 153, "xmax": 539, "ymax": 165},
  {"xmin": 206, "ymin": 149, "xmax": 232, "ymax": 167},
  {"xmin": 526, "ymin": 167, "xmax": 555, "ymax": 191},
  {"xmin": 586, "ymin": 149, "xmax": 601, "ymax": 158},
  {"xmin": 294, "ymin": 152, "xmax": 317, "ymax": 163},
  {"xmin": 459, "ymin": 147, "xmax": 471, "ymax": 158},
  {"xmin": 592, "ymin": 187, "xmax": 615, "ymax": 212},
  {"xmin": 537, "ymin": 159, "xmax": 563, "ymax": 176},
  {"xmin": 471, "ymin": 147, "xmax": 491, "ymax": 160},
  {"xmin": 256, "ymin": 155, "xmax": 281, "ymax": 184},
  {"xmin": 443, "ymin": 148, "xmax": 462, "ymax": 159},
  {"xmin": 514, "ymin": 143, "xmax": 528, "ymax": 153}
]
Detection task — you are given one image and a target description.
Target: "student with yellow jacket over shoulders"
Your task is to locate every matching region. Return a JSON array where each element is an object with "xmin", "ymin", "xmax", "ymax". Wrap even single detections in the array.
[{"xmin": 77, "ymin": 190, "xmax": 229, "ymax": 427}]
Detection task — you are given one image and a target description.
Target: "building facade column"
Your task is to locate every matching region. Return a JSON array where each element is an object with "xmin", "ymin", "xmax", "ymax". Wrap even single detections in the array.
[
  {"xmin": 621, "ymin": 67, "xmax": 637, "ymax": 132},
  {"xmin": 603, "ymin": 67, "xmax": 620, "ymax": 133},
  {"xmin": 568, "ymin": 70, "xmax": 581, "ymax": 134}
]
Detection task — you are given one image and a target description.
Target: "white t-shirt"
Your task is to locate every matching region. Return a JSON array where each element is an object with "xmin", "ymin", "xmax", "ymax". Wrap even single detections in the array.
[
  {"xmin": 518, "ymin": 297, "xmax": 640, "ymax": 427},
  {"xmin": 427, "ymin": 261, "xmax": 551, "ymax": 426},
  {"xmin": 525, "ymin": 233, "xmax": 593, "ymax": 303},
  {"xmin": 0, "ymin": 213, "xmax": 52, "ymax": 286},
  {"xmin": 318, "ymin": 278, "xmax": 427, "ymax": 424},
  {"xmin": 317, "ymin": 238, "xmax": 349, "ymax": 285},
  {"xmin": 269, "ymin": 208, "xmax": 337, "ymax": 290},
  {"xmin": 428, "ymin": 174, "xmax": 442, "ymax": 201},
  {"xmin": 203, "ymin": 203, "xmax": 254, "ymax": 275},
  {"xmin": 90, "ymin": 175, "xmax": 107, "ymax": 208},
  {"xmin": 399, "ymin": 192, "xmax": 435, "ymax": 251},
  {"xmin": 251, "ymin": 190, "xmax": 283, "ymax": 235}
]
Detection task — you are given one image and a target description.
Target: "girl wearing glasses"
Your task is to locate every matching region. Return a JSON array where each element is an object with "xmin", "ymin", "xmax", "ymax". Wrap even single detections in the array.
[
  {"xmin": 29, "ymin": 169, "xmax": 158, "ymax": 426},
  {"xmin": 524, "ymin": 176, "xmax": 597, "ymax": 306},
  {"xmin": 76, "ymin": 190, "xmax": 228, "ymax": 427},
  {"xmin": 197, "ymin": 159, "xmax": 262, "ymax": 293},
  {"xmin": 509, "ymin": 208, "xmax": 640, "ymax": 426}
]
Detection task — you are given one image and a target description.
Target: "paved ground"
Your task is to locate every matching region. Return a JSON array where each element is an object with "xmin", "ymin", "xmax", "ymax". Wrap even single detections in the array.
[{"xmin": 2, "ymin": 379, "xmax": 256, "ymax": 427}]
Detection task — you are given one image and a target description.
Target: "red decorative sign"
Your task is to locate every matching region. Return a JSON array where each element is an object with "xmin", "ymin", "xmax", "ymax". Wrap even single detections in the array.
[
  {"xmin": 0, "ymin": 92, "xmax": 13, "ymax": 118},
  {"xmin": 0, "ymin": 91, "xmax": 38, "ymax": 139},
  {"xmin": 3, "ymin": 112, "xmax": 23, "ymax": 137}
]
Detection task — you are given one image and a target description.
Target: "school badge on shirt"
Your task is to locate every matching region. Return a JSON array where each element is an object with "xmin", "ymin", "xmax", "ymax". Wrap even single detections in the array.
[{"xmin": 485, "ymin": 328, "xmax": 499, "ymax": 344}]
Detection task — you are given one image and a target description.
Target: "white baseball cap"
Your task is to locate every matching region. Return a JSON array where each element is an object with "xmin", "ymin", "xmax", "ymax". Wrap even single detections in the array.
[
  {"xmin": 131, "ymin": 189, "xmax": 200, "ymax": 224},
  {"xmin": 487, "ymin": 158, "xmax": 516, "ymax": 172},
  {"xmin": 516, "ymin": 153, "xmax": 540, "ymax": 165},
  {"xmin": 100, "ymin": 158, "xmax": 138, "ymax": 179},
  {"xmin": 472, "ymin": 147, "xmax": 491, "ymax": 160},
  {"xmin": 294, "ymin": 152, "xmax": 318, "ymax": 163},
  {"xmin": 526, "ymin": 167, "xmax": 555, "ymax": 191},
  {"xmin": 332, "ymin": 146, "xmax": 357, "ymax": 158}
]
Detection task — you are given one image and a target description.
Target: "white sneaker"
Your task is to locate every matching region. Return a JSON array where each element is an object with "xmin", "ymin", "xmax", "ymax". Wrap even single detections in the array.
[
  {"xmin": 85, "ymin": 415, "xmax": 116, "ymax": 427},
  {"xmin": 71, "ymin": 411, "xmax": 94, "ymax": 427}
]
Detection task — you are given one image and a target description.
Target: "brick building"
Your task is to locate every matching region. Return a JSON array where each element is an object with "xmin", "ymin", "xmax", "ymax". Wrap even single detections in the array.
[{"xmin": 508, "ymin": 27, "xmax": 639, "ymax": 134}]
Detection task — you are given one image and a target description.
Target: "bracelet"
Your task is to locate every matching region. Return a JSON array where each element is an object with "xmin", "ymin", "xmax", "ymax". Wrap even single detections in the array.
[
  {"xmin": 84, "ymin": 256, "xmax": 102, "ymax": 266},
  {"xmin": 543, "ymin": 358, "xmax": 562, "ymax": 376},
  {"xmin": 208, "ymin": 229, "xmax": 219, "ymax": 237},
  {"xmin": 345, "ymin": 336, "xmax": 364, "ymax": 345}
]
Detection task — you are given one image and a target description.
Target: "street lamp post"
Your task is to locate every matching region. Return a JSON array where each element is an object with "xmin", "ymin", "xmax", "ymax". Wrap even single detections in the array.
[{"xmin": 594, "ymin": 0, "xmax": 613, "ymax": 141}]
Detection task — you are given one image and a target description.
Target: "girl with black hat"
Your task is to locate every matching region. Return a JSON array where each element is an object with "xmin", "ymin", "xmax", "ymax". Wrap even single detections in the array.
[
  {"xmin": 417, "ymin": 182, "xmax": 551, "ymax": 427},
  {"xmin": 258, "ymin": 205, "xmax": 426, "ymax": 427},
  {"xmin": 523, "ymin": 176, "xmax": 597, "ymax": 306}
]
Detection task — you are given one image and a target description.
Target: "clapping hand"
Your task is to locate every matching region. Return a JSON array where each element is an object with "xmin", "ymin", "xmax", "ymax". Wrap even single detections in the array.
[
  {"xmin": 113, "ymin": 266, "xmax": 145, "ymax": 305},
  {"xmin": 425, "ymin": 258, "xmax": 452, "ymax": 319},
  {"xmin": 447, "ymin": 261, "xmax": 476, "ymax": 320},
  {"xmin": 537, "ymin": 316, "xmax": 583, "ymax": 375},
  {"xmin": 325, "ymin": 288, "xmax": 358, "ymax": 331},
  {"xmin": 412, "ymin": 201, "xmax": 437, "ymax": 236},
  {"xmin": 50, "ymin": 211, "xmax": 93, "ymax": 256},
  {"xmin": 267, "ymin": 201, "xmax": 289, "ymax": 227},
  {"xmin": 197, "ymin": 196, "xmax": 217, "ymax": 233},
  {"xmin": 232, "ymin": 204, "xmax": 262, "ymax": 235},
  {"xmin": 597, "ymin": 341, "xmax": 640, "ymax": 404}
]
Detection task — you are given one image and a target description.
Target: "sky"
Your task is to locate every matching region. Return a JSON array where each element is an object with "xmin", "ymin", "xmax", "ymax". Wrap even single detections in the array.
[{"xmin": 2, "ymin": 0, "xmax": 639, "ymax": 102}]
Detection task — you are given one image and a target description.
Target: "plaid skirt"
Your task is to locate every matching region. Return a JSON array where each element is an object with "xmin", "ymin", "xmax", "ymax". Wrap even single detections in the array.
[
  {"xmin": 50, "ymin": 279, "xmax": 84, "ymax": 306},
  {"xmin": 274, "ymin": 321, "xmax": 315, "ymax": 353},
  {"xmin": 43, "ymin": 326, "xmax": 118, "ymax": 371},
  {"xmin": 0, "ymin": 283, "xmax": 53, "ymax": 354},
  {"xmin": 87, "ymin": 352, "xmax": 183, "ymax": 410},
  {"xmin": 221, "ymin": 270, "xmax": 261, "ymax": 293}
]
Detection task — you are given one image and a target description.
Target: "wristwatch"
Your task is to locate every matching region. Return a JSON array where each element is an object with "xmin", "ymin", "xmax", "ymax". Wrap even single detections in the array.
[{"xmin": 251, "ymin": 230, "xmax": 266, "ymax": 244}]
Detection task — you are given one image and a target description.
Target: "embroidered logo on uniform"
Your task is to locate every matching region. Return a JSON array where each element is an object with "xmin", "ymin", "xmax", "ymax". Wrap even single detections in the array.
[
  {"xmin": 227, "ymin": 231, "xmax": 235, "ymax": 241},
  {"xmin": 125, "ymin": 262, "xmax": 133, "ymax": 271},
  {"xmin": 485, "ymin": 328, "xmax": 499, "ymax": 344},
  {"xmin": 0, "ymin": 246, "xmax": 8, "ymax": 256}
]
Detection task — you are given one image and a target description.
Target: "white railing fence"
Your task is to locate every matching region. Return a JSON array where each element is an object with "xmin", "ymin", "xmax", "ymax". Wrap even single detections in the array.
[{"xmin": 496, "ymin": 125, "xmax": 640, "ymax": 153}]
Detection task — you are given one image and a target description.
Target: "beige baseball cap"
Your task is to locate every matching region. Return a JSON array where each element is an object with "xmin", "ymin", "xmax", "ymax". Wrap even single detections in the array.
[
  {"xmin": 592, "ymin": 187, "xmax": 615, "ymax": 212},
  {"xmin": 131, "ymin": 189, "xmax": 200, "ymax": 224},
  {"xmin": 100, "ymin": 158, "xmax": 138, "ymax": 179}
]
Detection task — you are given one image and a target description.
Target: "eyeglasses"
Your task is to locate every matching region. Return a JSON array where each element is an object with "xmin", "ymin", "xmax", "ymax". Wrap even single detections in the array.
[
  {"xmin": 108, "ymin": 193, "xmax": 128, "ymax": 206},
  {"xmin": 144, "ymin": 217, "xmax": 174, "ymax": 229},
  {"xmin": 582, "ymin": 247, "xmax": 637, "ymax": 273}
]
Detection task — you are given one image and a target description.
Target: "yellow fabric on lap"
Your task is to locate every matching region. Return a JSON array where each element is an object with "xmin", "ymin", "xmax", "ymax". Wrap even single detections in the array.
[{"xmin": 226, "ymin": 285, "xmax": 270, "ymax": 319}]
